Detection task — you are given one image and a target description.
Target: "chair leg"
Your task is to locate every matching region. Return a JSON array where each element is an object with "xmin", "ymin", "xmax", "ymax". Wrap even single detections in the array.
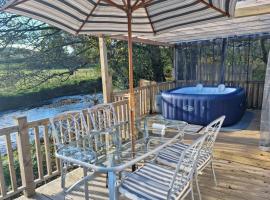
[
  {"xmin": 211, "ymin": 160, "xmax": 217, "ymax": 186},
  {"xmin": 190, "ymin": 183, "xmax": 195, "ymax": 200},
  {"xmin": 195, "ymin": 171, "xmax": 202, "ymax": 200},
  {"xmin": 60, "ymin": 160, "xmax": 67, "ymax": 189},
  {"xmin": 83, "ymin": 167, "xmax": 89, "ymax": 200},
  {"xmin": 106, "ymin": 172, "xmax": 108, "ymax": 188}
]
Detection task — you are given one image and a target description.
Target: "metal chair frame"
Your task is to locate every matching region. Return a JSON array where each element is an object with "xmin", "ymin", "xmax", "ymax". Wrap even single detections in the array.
[
  {"xmin": 119, "ymin": 134, "xmax": 207, "ymax": 200},
  {"xmin": 87, "ymin": 103, "xmax": 129, "ymax": 154},
  {"xmin": 50, "ymin": 110, "xmax": 96, "ymax": 200},
  {"xmin": 156, "ymin": 116, "xmax": 225, "ymax": 200}
]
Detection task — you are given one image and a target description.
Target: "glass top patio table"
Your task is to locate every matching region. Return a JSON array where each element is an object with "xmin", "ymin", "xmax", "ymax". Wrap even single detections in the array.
[
  {"xmin": 55, "ymin": 115, "xmax": 189, "ymax": 200},
  {"xmin": 56, "ymin": 115, "xmax": 188, "ymax": 172}
]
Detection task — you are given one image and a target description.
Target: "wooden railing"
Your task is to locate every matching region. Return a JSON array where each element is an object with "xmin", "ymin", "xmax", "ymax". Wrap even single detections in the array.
[
  {"xmin": 112, "ymin": 80, "xmax": 265, "ymax": 111},
  {"xmin": 112, "ymin": 81, "xmax": 176, "ymax": 115},
  {"xmin": 0, "ymin": 100, "xmax": 129, "ymax": 199},
  {"xmin": 0, "ymin": 79, "xmax": 264, "ymax": 199}
]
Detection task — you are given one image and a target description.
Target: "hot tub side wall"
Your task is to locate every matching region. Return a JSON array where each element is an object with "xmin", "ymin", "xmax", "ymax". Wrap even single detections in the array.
[{"xmin": 161, "ymin": 88, "xmax": 246, "ymax": 126}]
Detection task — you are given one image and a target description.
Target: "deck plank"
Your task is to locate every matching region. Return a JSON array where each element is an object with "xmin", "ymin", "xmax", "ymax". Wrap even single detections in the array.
[{"xmin": 17, "ymin": 110, "xmax": 270, "ymax": 200}]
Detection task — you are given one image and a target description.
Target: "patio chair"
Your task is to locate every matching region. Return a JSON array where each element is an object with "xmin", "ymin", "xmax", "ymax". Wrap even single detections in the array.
[
  {"xmin": 87, "ymin": 103, "xmax": 129, "ymax": 186},
  {"xmin": 87, "ymin": 103, "xmax": 128, "ymax": 153},
  {"xmin": 156, "ymin": 116, "xmax": 225, "ymax": 200},
  {"xmin": 119, "ymin": 133, "xmax": 208, "ymax": 200},
  {"xmin": 50, "ymin": 111, "xmax": 96, "ymax": 199}
]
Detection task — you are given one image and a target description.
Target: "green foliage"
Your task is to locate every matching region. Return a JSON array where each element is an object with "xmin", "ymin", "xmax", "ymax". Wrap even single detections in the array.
[
  {"xmin": 0, "ymin": 67, "xmax": 100, "ymax": 96},
  {"xmin": 0, "ymin": 13, "xmax": 173, "ymax": 108},
  {"xmin": 1, "ymin": 138, "xmax": 58, "ymax": 191},
  {"xmin": 2, "ymin": 150, "xmax": 22, "ymax": 190},
  {"xmin": 107, "ymin": 38, "xmax": 173, "ymax": 89}
]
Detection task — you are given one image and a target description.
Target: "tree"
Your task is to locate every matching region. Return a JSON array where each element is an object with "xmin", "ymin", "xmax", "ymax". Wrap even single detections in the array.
[
  {"xmin": 0, "ymin": 12, "xmax": 173, "ymax": 93},
  {"xmin": 0, "ymin": 12, "xmax": 99, "ymax": 90},
  {"xmin": 108, "ymin": 38, "xmax": 172, "ymax": 89}
]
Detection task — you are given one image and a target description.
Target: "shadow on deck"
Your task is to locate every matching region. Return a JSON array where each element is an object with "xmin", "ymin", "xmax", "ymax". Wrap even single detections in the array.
[{"xmin": 17, "ymin": 110, "xmax": 270, "ymax": 200}]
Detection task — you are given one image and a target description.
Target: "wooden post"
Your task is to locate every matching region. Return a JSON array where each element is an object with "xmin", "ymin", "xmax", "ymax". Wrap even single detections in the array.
[
  {"xmin": 220, "ymin": 38, "xmax": 228, "ymax": 84},
  {"xmin": 16, "ymin": 117, "xmax": 35, "ymax": 197},
  {"xmin": 173, "ymin": 45, "xmax": 178, "ymax": 81},
  {"xmin": 99, "ymin": 36, "xmax": 112, "ymax": 103},
  {"xmin": 127, "ymin": 0, "xmax": 136, "ymax": 158}
]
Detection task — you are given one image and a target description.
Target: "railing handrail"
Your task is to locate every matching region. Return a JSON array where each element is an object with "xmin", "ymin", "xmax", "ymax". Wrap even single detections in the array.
[
  {"xmin": 0, "ymin": 99, "xmax": 129, "ymax": 200},
  {"xmin": 0, "ymin": 79, "xmax": 264, "ymax": 200}
]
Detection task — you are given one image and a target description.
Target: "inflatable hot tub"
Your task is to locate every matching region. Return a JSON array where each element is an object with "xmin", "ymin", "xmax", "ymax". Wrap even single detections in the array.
[{"xmin": 161, "ymin": 85, "xmax": 246, "ymax": 126}]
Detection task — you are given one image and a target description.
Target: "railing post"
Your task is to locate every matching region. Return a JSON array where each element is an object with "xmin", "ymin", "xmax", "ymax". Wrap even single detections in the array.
[{"xmin": 16, "ymin": 116, "xmax": 35, "ymax": 197}]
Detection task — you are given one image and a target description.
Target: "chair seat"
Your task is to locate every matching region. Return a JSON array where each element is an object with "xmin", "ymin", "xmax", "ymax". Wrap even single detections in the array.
[
  {"xmin": 119, "ymin": 163, "xmax": 189, "ymax": 200},
  {"xmin": 157, "ymin": 143, "xmax": 211, "ymax": 171},
  {"xmin": 57, "ymin": 145, "xmax": 96, "ymax": 163}
]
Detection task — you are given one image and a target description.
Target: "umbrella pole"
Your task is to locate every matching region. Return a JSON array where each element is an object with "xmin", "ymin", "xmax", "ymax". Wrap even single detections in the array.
[{"xmin": 127, "ymin": 1, "xmax": 136, "ymax": 160}]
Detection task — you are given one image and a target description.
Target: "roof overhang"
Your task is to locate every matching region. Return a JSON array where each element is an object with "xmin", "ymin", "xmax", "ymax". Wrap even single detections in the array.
[{"xmin": 114, "ymin": 0, "xmax": 270, "ymax": 46}]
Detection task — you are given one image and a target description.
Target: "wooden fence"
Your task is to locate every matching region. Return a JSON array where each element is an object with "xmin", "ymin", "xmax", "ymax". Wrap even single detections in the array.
[
  {"xmin": 0, "ymin": 79, "xmax": 265, "ymax": 199},
  {"xmin": 0, "ymin": 100, "xmax": 129, "ymax": 199},
  {"xmin": 112, "ymin": 81, "xmax": 176, "ymax": 116}
]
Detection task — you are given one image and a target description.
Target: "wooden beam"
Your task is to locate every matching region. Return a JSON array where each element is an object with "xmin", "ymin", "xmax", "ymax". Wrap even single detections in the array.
[
  {"xmin": 235, "ymin": 4, "xmax": 270, "ymax": 18},
  {"xmin": 173, "ymin": 45, "xmax": 178, "ymax": 80},
  {"xmin": 99, "ymin": 36, "xmax": 112, "ymax": 103},
  {"xmin": 110, "ymin": 35, "xmax": 173, "ymax": 46}
]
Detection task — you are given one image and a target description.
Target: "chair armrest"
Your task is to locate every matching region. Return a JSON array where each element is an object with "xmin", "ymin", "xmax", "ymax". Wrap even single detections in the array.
[
  {"xmin": 116, "ymin": 121, "xmax": 129, "ymax": 127},
  {"xmin": 184, "ymin": 124, "xmax": 205, "ymax": 135},
  {"xmin": 89, "ymin": 129, "xmax": 114, "ymax": 136}
]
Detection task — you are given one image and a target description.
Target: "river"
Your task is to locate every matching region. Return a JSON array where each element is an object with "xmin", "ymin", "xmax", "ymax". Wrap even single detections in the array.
[{"xmin": 0, "ymin": 93, "xmax": 103, "ymax": 154}]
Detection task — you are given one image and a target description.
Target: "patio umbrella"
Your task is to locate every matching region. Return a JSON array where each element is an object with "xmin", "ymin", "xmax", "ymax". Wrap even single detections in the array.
[{"xmin": 0, "ymin": 0, "xmax": 237, "ymax": 155}]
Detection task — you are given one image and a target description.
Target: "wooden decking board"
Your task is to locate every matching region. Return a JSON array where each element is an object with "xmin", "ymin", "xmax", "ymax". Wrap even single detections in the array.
[{"xmin": 17, "ymin": 110, "xmax": 270, "ymax": 200}]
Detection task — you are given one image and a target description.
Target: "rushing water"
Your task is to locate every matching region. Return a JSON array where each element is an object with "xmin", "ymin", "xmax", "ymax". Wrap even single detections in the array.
[{"xmin": 0, "ymin": 93, "xmax": 103, "ymax": 154}]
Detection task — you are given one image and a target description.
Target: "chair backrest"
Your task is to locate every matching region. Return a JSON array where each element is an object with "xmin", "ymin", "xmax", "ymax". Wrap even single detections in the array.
[
  {"xmin": 87, "ymin": 103, "xmax": 118, "ymax": 132},
  {"xmin": 202, "ymin": 115, "xmax": 225, "ymax": 155},
  {"xmin": 168, "ymin": 134, "xmax": 207, "ymax": 199},
  {"xmin": 50, "ymin": 111, "xmax": 88, "ymax": 149}
]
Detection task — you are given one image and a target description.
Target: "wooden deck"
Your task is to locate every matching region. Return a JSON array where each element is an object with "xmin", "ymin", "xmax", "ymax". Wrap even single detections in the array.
[{"xmin": 17, "ymin": 110, "xmax": 270, "ymax": 200}]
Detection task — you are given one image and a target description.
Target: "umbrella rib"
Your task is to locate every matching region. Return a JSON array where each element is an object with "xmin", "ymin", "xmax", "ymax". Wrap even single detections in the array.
[
  {"xmin": 4, "ymin": 0, "xmax": 30, "ymax": 9},
  {"xmin": 122, "ymin": 0, "xmax": 127, "ymax": 9},
  {"xmin": 101, "ymin": 0, "xmax": 126, "ymax": 12},
  {"xmin": 76, "ymin": 0, "xmax": 101, "ymax": 34},
  {"xmin": 199, "ymin": 0, "xmax": 230, "ymax": 17},
  {"xmin": 132, "ymin": 0, "xmax": 140, "ymax": 8},
  {"xmin": 132, "ymin": 0, "xmax": 153, "ymax": 12},
  {"xmin": 141, "ymin": 0, "xmax": 156, "ymax": 34}
]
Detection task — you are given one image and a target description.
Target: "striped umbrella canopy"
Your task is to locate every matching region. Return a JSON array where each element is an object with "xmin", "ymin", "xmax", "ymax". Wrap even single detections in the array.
[
  {"xmin": 0, "ymin": 0, "xmax": 237, "ymax": 155},
  {"xmin": 0, "ymin": 1, "xmax": 237, "ymax": 36}
]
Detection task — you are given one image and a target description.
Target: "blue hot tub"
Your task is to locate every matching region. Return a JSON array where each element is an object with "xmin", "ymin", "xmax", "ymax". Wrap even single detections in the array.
[{"xmin": 161, "ymin": 86, "xmax": 246, "ymax": 126}]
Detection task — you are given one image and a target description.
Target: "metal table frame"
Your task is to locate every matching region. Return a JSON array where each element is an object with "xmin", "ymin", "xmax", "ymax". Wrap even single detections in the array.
[{"xmin": 55, "ymin": 115, "xmax": 188, "ymax": 200}]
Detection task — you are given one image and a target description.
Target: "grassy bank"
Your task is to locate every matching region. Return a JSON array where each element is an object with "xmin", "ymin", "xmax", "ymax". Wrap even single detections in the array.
[{"xmin": 0, "ymin": 68, "xmax": 102, "ymax": 112}]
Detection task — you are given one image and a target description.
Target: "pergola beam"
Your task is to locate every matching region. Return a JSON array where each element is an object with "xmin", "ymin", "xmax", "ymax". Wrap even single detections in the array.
[
  {"xmin": 151, "ymin": 18, "xmax": 270, "ymax": 42},
  {"xmin": 110, "ymin": 35, "xmax": 173, "ymax": 46},
  {"xmin": 235, "ymin": 2, "xmax": 270, "ymax": 18},
  {"xmin": 166, "ymin": 27, "xmax": 270, "ymax": 43}
]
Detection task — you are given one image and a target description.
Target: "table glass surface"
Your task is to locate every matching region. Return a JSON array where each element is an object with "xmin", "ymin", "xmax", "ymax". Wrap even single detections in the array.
[{"xmin": 56, "ymin": 115, "xmax": 188, "ymax": 171}]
